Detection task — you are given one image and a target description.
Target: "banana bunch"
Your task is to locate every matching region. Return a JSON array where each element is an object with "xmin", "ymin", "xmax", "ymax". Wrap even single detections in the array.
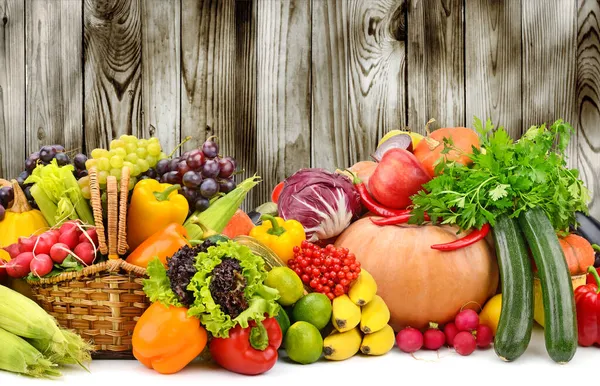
[{"xmin": 323, "ymin": 269, "xmax": 395, "ymax": 361}]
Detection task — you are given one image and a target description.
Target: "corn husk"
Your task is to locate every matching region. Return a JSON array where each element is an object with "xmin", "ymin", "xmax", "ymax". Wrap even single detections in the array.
[
  {"xmin": 0, "ymin": 285, "xmax": 92, "ymax": 367},
  {"xmin": 0, "ymin": 327, "xmax": 61, "ymax": 379}
]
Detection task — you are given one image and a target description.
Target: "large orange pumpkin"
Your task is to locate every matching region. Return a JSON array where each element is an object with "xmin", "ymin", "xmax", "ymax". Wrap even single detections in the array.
[
  {"xmin": 413, "ymin": 127, "xmax": 480, "ymax": 178},
  {"xmin": 558, "ymin": 233, "xmax": 595, "ymax": 276},
  {"xmin": 334, "ymin": 218, "xmax": 498, "ymax": 331}
]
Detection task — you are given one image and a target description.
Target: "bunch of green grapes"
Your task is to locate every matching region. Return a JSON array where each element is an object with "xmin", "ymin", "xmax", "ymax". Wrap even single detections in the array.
[{"xmin": 84, "ymin": 135, "xmax": 167, "ymax": 191}]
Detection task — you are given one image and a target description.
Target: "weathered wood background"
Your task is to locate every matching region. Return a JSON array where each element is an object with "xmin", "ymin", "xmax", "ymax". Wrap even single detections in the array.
[{"xmin": 0, "ymin": 0, "xmax": 599, "ymax": 216}]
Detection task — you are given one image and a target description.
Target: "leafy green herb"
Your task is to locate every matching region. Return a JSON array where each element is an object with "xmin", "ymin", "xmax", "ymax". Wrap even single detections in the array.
[
  {"xmin": 410, "ymin": 117, "xmax": 590, "ymax": 232},
  {"xmin": 26, "ymin": 256, "xmax": 85, "ymax": 281}
]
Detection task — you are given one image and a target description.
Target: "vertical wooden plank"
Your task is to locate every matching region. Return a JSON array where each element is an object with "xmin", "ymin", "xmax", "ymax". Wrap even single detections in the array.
[
  {"xmin": 311, "ymin": 0, "xmax": 350, "ymax": 170},
  {"xmin": 407, "ymin": 0, "xmax": 464, "ymax": 133},
  {"xmin": 465, "ymin": 0, "xmax": 522, "ymax": 138},
  {"xmin": 26, "ymin": 0, "xmax": 83, "ymax": 155},
  {"xmin": 0, "ymin": 0, "xmax": 25, "ymax": 178},
  {"xmin": 84, "ymin": 0, "xmax": 142, "ymax": 151},
  {"xmin": 577, "ymin": 0, "xmax": 600, "ymax": 217},
  {"xmin": 522, "ymin": 0, "xmax": 577, "ymax": 162},
  {"xmin": 140, "ymin": 0, "xmax": 180, "ymax": 154},
  {"xmin": 181, "ymin": 0, "xmax": 236, "ymax": 155},
  {"xmin": 255, "ymin": 0, "xmax": 311, "ymax": 203},
  {"xmin": 235, "ymin": 0, "xmax": 257, "ymax": 210},
  {"xmin": 347, "ymin": 0, "xmax": 406, "ymax": 165}
]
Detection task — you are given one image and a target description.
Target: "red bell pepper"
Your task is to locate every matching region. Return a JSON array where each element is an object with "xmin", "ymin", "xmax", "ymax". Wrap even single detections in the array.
[
  {"xmin": 209, "ymin": 317, "xmax": 282, "ymax": 375},
  {"xmin": 588, "ymin": 266, "xmax": 600, "ymax": 285},
  {"xmin": 575, "ymin": 266, "xmax": 600, "ymax": 347}
]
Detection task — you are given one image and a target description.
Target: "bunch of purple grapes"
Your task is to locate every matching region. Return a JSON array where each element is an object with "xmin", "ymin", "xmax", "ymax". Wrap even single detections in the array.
[
  {"xmin": 154, "ymin": 138, "xmax": 237, "ymax": 214},
  {"xmin": 18, "ymin": 145, "xmax": 88, "ymax": 209}
]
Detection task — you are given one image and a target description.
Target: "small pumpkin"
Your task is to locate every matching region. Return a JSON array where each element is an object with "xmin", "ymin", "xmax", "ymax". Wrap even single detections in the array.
[
  {"xmin": 559, "ymin": 233, "xmax": 595, "ymax": 276},
  {"xmin": 0, "ymin": 179, "xmax": 48, "ymax": 261},
  {"xmin": 334, "ymin": 217, "xmax": 499, "ymax": 331},
  {"xmin": 413, "ymin": 127, "xmax": 480, "ymax": 178}
]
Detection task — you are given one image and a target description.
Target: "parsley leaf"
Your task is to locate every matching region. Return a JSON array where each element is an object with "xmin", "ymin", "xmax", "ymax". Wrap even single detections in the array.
[{"xmin": 410, "ymin": 117, "xmax": 590, "ymax": 232}]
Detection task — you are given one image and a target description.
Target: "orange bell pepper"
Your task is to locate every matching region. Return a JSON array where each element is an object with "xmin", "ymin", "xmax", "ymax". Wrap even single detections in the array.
[
  {"xmin": 132, "ymin": 302, "xmax": 208, "ymax": 375},
  {"xmin": 125, "ymin": 223, "xmax": 190, "ymax": 268}
]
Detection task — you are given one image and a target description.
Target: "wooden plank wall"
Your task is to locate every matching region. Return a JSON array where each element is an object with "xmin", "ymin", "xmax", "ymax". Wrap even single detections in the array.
[{"xmin": 0, "ymin": 0, "xmax": 599, "ymax": 216}]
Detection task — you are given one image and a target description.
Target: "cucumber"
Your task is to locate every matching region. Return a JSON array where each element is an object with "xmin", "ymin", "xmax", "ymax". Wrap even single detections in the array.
[
  {"xmin": 518, "ymin": 207, "xmax": 577, "ymax": 363},
  {"xmin": 493, "ymin": 215, "xmax": 534, "ymax": 362}
]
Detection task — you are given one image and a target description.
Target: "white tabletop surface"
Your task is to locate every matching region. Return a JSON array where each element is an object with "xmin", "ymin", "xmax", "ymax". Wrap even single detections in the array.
[{"xmin": 1, "ymin": 326, "xmax": 597, "ymax": 386}]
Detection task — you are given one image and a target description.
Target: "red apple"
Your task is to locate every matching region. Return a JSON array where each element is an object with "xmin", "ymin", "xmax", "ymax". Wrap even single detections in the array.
[{"xmin": 369, "ymin": 148, "xmax": 431, "ymax": 209}]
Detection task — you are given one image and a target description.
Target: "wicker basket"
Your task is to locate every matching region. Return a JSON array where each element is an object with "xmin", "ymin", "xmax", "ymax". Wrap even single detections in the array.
[{"xmin": 27, "ymin": 259, "xmax": 150, "ymax": 359}]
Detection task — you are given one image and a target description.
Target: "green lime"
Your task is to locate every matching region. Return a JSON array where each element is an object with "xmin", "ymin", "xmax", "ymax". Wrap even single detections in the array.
[
  {"xmin": 284, "ymin": 321, "xmax": 323, "ymax": 364},
  {"xmin": 274, "ymin": 306, "xmax": 291, "ymax": 337},
  {"xmin": 265, "ymin": 267, "xmax": 304, "ymax": 306},
  {"xmin": 292, "ymin": 292, "xmax": 332, "ymax": 330}
]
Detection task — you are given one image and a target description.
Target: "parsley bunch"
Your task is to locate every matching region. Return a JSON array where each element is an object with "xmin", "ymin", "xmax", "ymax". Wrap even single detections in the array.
[{"xmin": 410, "ymin": 117, "xmax": 590, "ymax": 232}]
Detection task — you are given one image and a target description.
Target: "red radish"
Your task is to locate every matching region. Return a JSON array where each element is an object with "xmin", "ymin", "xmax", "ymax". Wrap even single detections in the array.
[
  {"xmin": 73, "ymin": 243, "xmax": 96, "ymax": 266},
  {"xmin": 455, "ymin": 309, "xmax": 479, "ymax": 331},
  {"xmin": 475, "ymin": 324, "xmax": 494, "ymax": 348},
  {"xmin": 6, "ymin": 253, "xmax": 34, "ymax": 278},
  {"xmin": 396, "ymin": 327, "xmax": 423, "ymax": 353},
  {"xmin": 79, "ymin": 229, "xmax": 99, "ymax": 247},
  {"xmin": 59, "ymin": 229, "xmax": 80, "ymax": 250},
  {"xmin": 0, "ymin": 259, "xmax": 7, "ymax": 282},
  {"xmin": 453, "ymin": 331, "xmax": 477, "ymax": 356},
  {"xmin": 50, "ymin": 243, "xmax": 71, "ymax": 264},
  {"xmin": 2, "ymin": 243, "xmax": 21, "ymax": 259},
  {"xmin": 423, "ymin": 323, "xmax": 446, "ymax": 350},
  {"xmin": 444, "ymin": 322, "xmax": 460, "ymax": 347},
  {"xmin": 46, "ymin": 229, "xmax": 61, "ymax": 244},
  {"xmin": 30, "ymin": 254, "xmax": 54, "ymax": 277},
  {"xmin": 18, "ymin": 236, "xmax": 38, "ymax": 253},
  {"xmin": 33, "ymin": 233, "xmax": 55, "ymax": 255},
  {"xmin": 59, "ymin": 220, "xmax": 80, "ymax": 234}
]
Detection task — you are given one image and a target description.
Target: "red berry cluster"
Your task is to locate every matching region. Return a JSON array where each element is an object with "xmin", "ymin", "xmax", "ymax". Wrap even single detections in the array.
[{"xmin": 287, "ymin": 241, "xmax": 361, "ymax": 300}]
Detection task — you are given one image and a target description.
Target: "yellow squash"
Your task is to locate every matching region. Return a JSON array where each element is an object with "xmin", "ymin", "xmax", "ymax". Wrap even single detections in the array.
[{"xmin": 0, "ymin": 180, "xmax": 48, "ymax": 261}]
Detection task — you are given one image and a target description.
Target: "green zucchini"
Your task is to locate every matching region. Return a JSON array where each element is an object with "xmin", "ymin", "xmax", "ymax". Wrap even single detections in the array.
[
  {"xmin": 493, "ymin": 214, "xmax": 534, "ymax": 362},
  {"xmin": 518, "ymin": 207, "xmax": 577, "ymax": 363}
]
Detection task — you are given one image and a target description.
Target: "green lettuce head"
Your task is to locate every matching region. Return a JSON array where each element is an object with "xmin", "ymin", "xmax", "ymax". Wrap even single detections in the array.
[{"xmin": 143, "ymin": 240, "xmax": 280, "ymax": 339}]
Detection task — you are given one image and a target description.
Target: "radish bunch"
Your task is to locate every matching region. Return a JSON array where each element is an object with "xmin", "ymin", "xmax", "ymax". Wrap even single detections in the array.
[
  {"xmin": 2, "ymin": 220, "xmax": 99, "ymax": 279},
  {"xmin": 395, "ymin": 309, "xmax": 494, "ymax": 357}
]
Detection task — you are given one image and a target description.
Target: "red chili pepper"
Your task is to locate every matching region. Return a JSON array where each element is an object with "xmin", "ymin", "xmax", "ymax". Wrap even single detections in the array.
[
  {"xmin": 431, "ymin": 223, "xmax": 491, "ymax": 251},
  {"xmin": 209, "ymin": 317, "xmax": 282, "ymax": 375},
  {"xmin": 371, "ymin": 212, "xmax": 430, "ymax": 226},
  {"xmin": 575, "ymin": 266, "xmax": 600, "ymax": 347},
  {"xmin": 346, "ymin": 170, "xmax": 409, "ymax": 217}
]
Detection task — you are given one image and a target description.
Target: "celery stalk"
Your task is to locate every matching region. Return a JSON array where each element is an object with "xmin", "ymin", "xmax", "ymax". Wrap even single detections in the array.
[
  {"xmin": 30, "ymin": 184, "xmax": 58, "ymax": 226},
  {"xmin": 59, "ymin": 167, "xmax": 94, "ymax": 225},
  {"xmin": 184, "ymin": 175, "xmax": 261, "ymax": 240}
]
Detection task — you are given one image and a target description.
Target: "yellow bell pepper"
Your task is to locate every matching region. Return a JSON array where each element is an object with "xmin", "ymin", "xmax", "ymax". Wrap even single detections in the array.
[
  {"xmin": 0, "ymin": 180, "xmax": 48, "ymax": 261},
  {"xmin": 249, "ymin": 215, "xmax": 305, "ymax": 263},
  {"xmin": 126, "ymin": 180, "xmax": 189, "ymax": 252}
]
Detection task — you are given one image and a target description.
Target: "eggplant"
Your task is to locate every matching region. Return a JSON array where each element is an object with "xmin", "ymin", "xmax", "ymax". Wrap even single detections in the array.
[{"xmin": 574, "ymin": 211, "xmax": 600, "ymax": 246}]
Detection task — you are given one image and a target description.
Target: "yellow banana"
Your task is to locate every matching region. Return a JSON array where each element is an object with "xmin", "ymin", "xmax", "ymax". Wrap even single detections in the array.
[
  {"xmin": 323, "ymin": 327, "xmax": 362, "ymax": 361},
  {"xmin": 332, "ymin": 294, "xmax": 361, "ymax": 332},
  {"xmin": 348, "ymin": 269, "xmax": 377, "ymax": 306},
  {"xmin": 360, "ymin": 295, "xmax": 390, "ymax": 334},
  {"xmin": 360, "ymin": 324, "xmax": 395, "ymax": 355}
]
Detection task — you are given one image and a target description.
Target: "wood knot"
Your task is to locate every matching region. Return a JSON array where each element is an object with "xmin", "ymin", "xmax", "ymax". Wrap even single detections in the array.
[
  {"xmin": 2, "ymin": 15, "xmax": 7, "ymax": 26},
  {"xmin": 388, "ymin": 1, "xmax": 407, "ymax": 41},
  {"xmin": 368, "ymin": 17, "xmax": 380, "ymax": 36},
  {"xmin": 148, "ymin": 124, "xmax": 156, "ymax": 137},
  {"xmin": 37, "ymin": 127, "xmax": 46, "ymax": 141}
]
